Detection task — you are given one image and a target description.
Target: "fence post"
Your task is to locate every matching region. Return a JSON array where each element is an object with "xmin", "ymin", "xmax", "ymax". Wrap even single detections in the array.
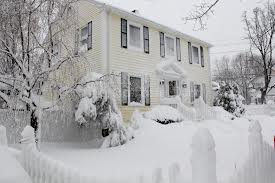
[
  {"xmin": 191, "ymin": 128, "xmax": 217, "ymax": 183},
  {"xmin": 248, "ymin": 120, "xmax": 263, "ymax": 154},
  {"xmin": 0, "ymin": 125, "xmax": 7, "ymax": 146}
]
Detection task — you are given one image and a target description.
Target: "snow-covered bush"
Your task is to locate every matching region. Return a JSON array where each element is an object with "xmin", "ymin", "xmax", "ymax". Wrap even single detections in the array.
[
  {"xmin": 75, "ymin": 72, "xmax": 133, "ymax": 147},
  {"xmin": 144, "ymin": 105, "xmax": 184, "ymax": 124},
  {"xmin": 214, "ymin": 82, "xmax": 245, "ymax": 117},
  {"xmin": 129, "ymin": 109, "xmax": 142, "ymax": 130}
]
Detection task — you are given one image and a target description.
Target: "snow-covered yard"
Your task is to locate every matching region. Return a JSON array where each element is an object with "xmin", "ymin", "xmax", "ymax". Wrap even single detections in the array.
[{"xmin": 40, "ymin": 113, "xmax": 275, "ymax": 182}]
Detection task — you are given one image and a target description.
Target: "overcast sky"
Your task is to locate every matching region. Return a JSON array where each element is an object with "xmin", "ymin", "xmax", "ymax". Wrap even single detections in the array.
[{"xmin": 99, "ymin": 0, "xmax": 271, "ymax": 63}]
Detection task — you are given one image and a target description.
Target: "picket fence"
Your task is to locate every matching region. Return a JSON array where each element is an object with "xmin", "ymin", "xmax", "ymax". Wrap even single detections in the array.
[{"xmin": 1, "ymin": 120, "xmax": 275, "ymax": 183}]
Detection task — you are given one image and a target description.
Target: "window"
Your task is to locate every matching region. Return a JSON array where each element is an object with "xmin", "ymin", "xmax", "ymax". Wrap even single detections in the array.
[
  {"xmin": 80, "ymin": 26, "xmax": 88, "ymax": 51},
  {"xmin": 121, "ymin": 73, "xmax": 150, "ymax": 106},
  {"xmin": 202, "ymin": 83, "xmax": 206, "ymax": 102},
  {"xmin": 176, "ymin": 38, "xmax": 181, "ymax": 61},
  {"xmin": 75, "ymin": 21, "xmax": 93, "ymax": 53},
  {"xmin": 165, "ymin": 36, "xmax": 175, "ymax": 56},
  {"xmin": 143, "ymin": 26, "xmax": 149, "ymax": 54},
  {"xmin": 192, "ymin": 46, "xmax": 200, "ymax": 64},
  {"xmin": 168, "ymin": 81, "xmax": 177, "ymax": 96},
  {"xmin": 194, "ymin": 84, "xmax": 201, "ymax": 99},
  {"xmin": 121, "ymin": 19, "xmax": 127, "ymax": 48},
  {"xmin": 130, "ymin": 76, "xmax": 142, "ymax": 103},
  {"xmin": 160, "ymin": 32, "xmax": 165, "ymax": 57},
  {"xmin": 129, "ymin": 24, "xmax": 141, "ymax": 48},
  {"xmin": 52, "ymin": 42, "xmax": 60, "ymax": 65}
]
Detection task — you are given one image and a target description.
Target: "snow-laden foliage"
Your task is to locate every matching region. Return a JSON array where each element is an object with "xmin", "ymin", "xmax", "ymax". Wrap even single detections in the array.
[
  {"xmin": 144, "ymin": 105, "xmax": 184, "ymax": 124},
  {"xmin": 214, "ymin": 82, "xmax": 245, "ymax": 117},
  {"xmin": 75, "ymin": 72, "xmax": 133, "ymax": 148}
]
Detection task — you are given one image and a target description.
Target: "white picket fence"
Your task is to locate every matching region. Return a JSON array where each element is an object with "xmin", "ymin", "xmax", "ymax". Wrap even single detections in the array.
[{"xmin": 1, "ymin": 120, "xmax": 275, "ymax": 183}]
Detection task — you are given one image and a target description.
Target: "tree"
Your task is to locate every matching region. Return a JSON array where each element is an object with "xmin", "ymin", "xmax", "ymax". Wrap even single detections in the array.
[
  {"xmin": 185, "ymin": 0, "xmax": 220, "ymax": 30},
  {"xmin": 213, "ymin": 53, "xmax": 261, "ymax": 104},
  {"xmin": 243, "ymin": 2, "xmax": 275, "ymax": 103},
  {"xmin": 214, "ymin": 82, "xmax": 245, "ymax": 117},
  {"xmin": 0, "ymin": 0, "xmax": 78, "ymax": 137},
  {"xmin": 74, "ymin": 72, "xmax": 134, "ymax": 147}
]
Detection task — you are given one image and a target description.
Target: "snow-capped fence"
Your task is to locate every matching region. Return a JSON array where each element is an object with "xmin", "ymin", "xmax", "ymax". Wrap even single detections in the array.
[
  {"xmin": 0, "ymin": 109, "xmax": 101, "ymax": 144},
  {"xmin": 193, "ymin": 97, "xmax": 217, "ymax": 120},
  {"xmin": 20, "ymin": 126, "xmax": 92, "ymax": 183},
  {"xmin": 227, "ymin": 121, "xmax": 275, "ymax": 183}
]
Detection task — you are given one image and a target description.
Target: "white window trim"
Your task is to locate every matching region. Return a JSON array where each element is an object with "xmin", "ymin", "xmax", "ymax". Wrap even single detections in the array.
[
  {"xmin": 164, "ymin": 34, "xmax": 176, "ymax": 58},
  {"xmin": 191, "ymin": 43, "xmax": 201, "ymax": 65},
  {"xmin": 127, "ymin": 21, "xmax": 143, "ymax": 52},
  {"xmin": 128, "ymin": 73, "xmax": 145, "ymax": 106},
  {"xmin": 193, "ymin": 83, "xmax": 202, "ymax": 100}
]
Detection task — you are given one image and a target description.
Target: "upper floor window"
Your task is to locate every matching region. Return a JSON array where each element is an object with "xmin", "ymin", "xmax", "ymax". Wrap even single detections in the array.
[
  {"xmin": 129, "ymin": 24, "xmax": 142, "ymax": 49},
  {"xmin": 74, "ymin": 21, "xmax": 92, "ymax": 55},
  {"xmin": 165, "ymin": 36, "xmax": 175, "ymax": 56},
  {"xmin": 121, "ymin": 19, "xmax": 149, "ymax": 54},
  {"xmin": 192, "ymin": 45, "xmax": 200, "ymax": 64}
]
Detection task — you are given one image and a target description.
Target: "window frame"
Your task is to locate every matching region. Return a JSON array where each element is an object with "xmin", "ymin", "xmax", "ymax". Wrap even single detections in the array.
[
  {"xmin": 194, "ymin": 83, "xmax": 201, "ymax": 99},
  {"xmin": 127, "ymin": 74, "xmax": 145, "ymax": 106},
  {"xmin": 159, "ymin": 80, "xmax": 180, "ymax": 98},
  {"xmin": 79, "ymin": 25, "xmax": 89, "ymax": 52},
  {"xmin": 127, "ymin": 21, "xmax": 143, "ymax": 52},
  {"xmin": 164, "ymin": 34, "xmax": 176, "ymax": 57},
  {"xmin": 191, "ymin": 44, "xmax": 201, "ymax": 65}
]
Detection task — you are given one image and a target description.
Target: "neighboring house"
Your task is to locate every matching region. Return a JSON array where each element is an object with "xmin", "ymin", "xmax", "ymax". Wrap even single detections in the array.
[
  {"xmin": 45, "ymin": 0, "xmax": 213, "ymax": 121},
  {"xmin": 250, "ymin": 68, "xmax": 275, "ymax": 104}
]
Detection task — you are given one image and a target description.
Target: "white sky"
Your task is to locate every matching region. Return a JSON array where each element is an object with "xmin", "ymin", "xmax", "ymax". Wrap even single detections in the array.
[{"xmin": 98, "ymin": 0, "xmax": 271, "ymax": 64}]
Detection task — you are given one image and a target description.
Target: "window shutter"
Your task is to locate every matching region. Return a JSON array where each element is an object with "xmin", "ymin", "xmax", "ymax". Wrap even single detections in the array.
[
  {"xmin": 121, "ymin": 19, "xmax": 127, "ymax": 48},
  {"xmin": 143, "ymin": 26, "xmax": 149, "ymax": 54},
  {"xmin": 188, "ymin": 42, "xmax": 192, "ymax": 64},
  {"xmin": 87, "ymin": 21, "xmax": 92, "ymax": 50},
  {"xmin": 190, "ymin": 81, "xmax": 194, "ymax": 103},
  {"xmin": 160, "ymin": 32, "xmax": 165, "ymax": 57},
  {"xmin": 144, "ymin": 75, "xmax": 150, "ymax": 106},
  {"xmin": 121, "ymin": 72, "xmax": 128, "ymax": 105},
  {"xmin": 74, "ymin": 29, "xmax": 79, "ymax": 55},
  {"xmin": 176, "ymin": 38, "xmax": 181, "ymax": 61},
  {"xmin": 200, "ymin": 46, "xmax": 204, "ymax": 67},
  {"xmin": 202, "ymin": 83, "xmax": 206, "ymax": 103}
]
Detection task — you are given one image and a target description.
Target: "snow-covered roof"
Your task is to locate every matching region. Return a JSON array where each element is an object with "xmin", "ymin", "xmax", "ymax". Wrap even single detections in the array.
[
  {"xmin": 156, "ymin": 59, "xmax": 187, "ymax": 79},
  {"xmin": 87, "ymin": 0, "xmax": 212, "ymax": 47}
]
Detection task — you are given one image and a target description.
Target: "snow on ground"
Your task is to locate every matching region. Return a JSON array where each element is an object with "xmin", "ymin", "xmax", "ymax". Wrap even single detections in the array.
[
  {"xmin": 40, "ymin": 112, "xmax": 275, "ymax": 183},
  {"xmin": 0, "ymin": 148, "xmax": 32, "ymax": 183}
]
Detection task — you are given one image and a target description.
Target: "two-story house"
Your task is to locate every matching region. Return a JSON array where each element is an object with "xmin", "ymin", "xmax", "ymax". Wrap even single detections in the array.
[{"xmin": 47, "ymin": 0, "xmax": 213, "ymax": 121}]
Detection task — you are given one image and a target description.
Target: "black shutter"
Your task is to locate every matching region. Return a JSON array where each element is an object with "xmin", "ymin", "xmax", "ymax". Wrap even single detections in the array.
[
  {"xmin": 74, "ymin": 29, "xmax": 79, "ymax": 55},
  {"xmin": 87, "ymin": 21, "xmax": 92, "ymax": 50},
  {"xmin": 188, "ymin": 42, "xmax": 192, "ymax": 64},
  {"xmin": 202, "ymin": 83, "xmax": 206, "ymax": 103},
  {"xmin": 121, "ymin": 72, "xmax": 128, "ymax": 105},
  {"xmin": 190, "ymin": 81, "xmax": 194, "ymax": 103},
  {"xmin": 121, "ymin": 19, "xmax": 127, "ymax": 48},
  {"xmin": 160, "ymin": 32, "xmax": 165, "ymax": 57},
  {"xmin": 144, "ymin": 75, "xmax": 150, "ymax": 106},
  {"xmin": 143, "ymin": 26, "xmax": 149, "ymax": 54},
  {"xmin": 200, "ymin": 46, "xmax": 204, "ymax": 67},
  {"xmin": 176, "ymin": 38, "xmax": 181, "ymax": 61}
]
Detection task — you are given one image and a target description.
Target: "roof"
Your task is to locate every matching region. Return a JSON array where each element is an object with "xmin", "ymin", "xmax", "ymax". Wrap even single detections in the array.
[{"xmin": 87, "ymin": 0, "xmax": 213, "ymax": 47}]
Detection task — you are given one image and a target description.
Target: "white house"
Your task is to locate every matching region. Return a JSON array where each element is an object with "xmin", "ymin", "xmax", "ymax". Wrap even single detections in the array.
[{"xmin": 46, "ymin": 0, "xmax": 213, "ymax": 121}]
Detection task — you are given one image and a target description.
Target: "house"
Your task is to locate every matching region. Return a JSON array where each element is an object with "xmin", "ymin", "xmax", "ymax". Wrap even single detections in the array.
[
  {"xmin": 250, "ymin": 68, "xmax": 275, "ymax": 104},
  {"xmin": 45, "ymin": 0, "xmax": 213, "ymax": 121}
]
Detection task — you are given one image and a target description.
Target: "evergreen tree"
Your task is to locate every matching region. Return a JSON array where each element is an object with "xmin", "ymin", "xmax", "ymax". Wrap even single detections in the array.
[{"xmin": 214, "ymin": 82, "xmax": 245, "ymax": 117}]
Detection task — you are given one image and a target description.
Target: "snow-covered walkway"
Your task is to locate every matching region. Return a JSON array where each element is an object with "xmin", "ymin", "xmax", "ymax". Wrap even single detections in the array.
[{"xmin": 40, "ymin": 114, "xmax": 275, "ymax": 183}]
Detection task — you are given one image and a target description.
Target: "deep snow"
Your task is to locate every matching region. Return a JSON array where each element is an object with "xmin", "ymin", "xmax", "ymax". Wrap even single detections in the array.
[{"xmin": 40, "ymin": 113, "xmax": 275, "ymax": 183}]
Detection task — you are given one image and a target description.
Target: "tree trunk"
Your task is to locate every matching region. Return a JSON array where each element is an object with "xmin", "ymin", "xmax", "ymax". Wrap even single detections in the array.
[{"xmin": 260, "ymin": 90, "xmax": 267, "ymax": 104}]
